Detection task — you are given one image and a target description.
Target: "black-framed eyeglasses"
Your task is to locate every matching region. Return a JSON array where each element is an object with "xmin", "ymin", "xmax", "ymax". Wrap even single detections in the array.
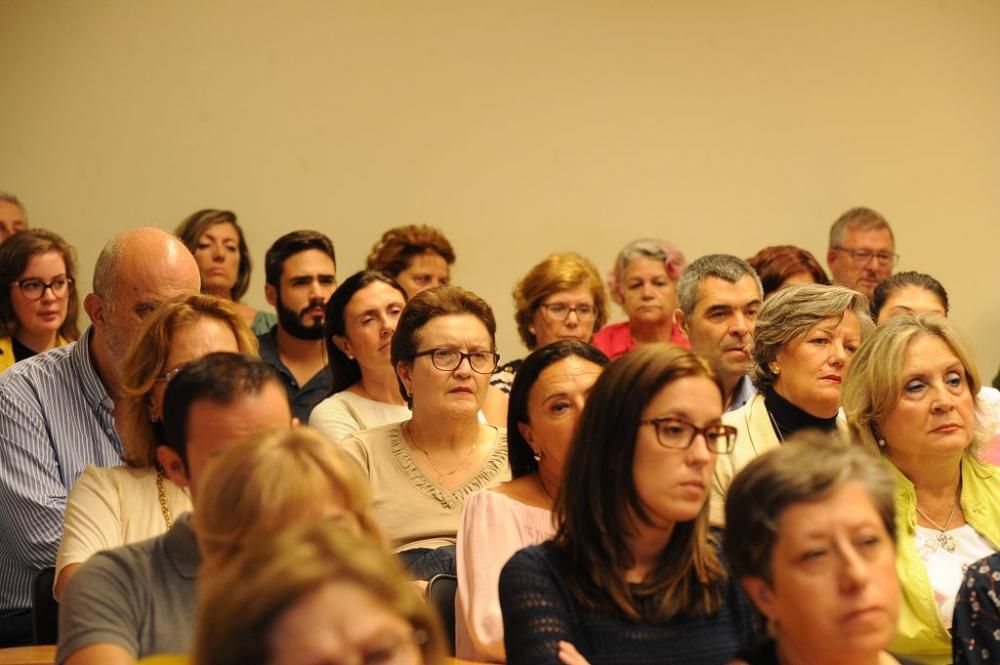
[
  {"xmin": 538, "ymin": 302, "xmax": 597, "ymax": 322},
  {"xmin": 413, "ymin": 348, "xmax": 500, "ymax": 374},
  {"xmin": 832, "ymin": 246, "xmax": 899, "ymax": 267},
  {"xmin": 640, "ymin": 417, "xmax": 737, "ymax": 453},
  {"xmin": 10, "ymin": 277, "xmax": 74, "ymax": 301}
]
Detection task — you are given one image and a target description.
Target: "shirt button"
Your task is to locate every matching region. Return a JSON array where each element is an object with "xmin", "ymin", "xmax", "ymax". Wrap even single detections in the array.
[{"xmin": 105, "ymin": 427, "xmax": 114, "ymax": 435}]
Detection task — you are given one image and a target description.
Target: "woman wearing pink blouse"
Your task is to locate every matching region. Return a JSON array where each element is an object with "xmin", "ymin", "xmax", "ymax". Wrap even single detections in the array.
[{"xmin": 455, "ymin": 340, "xmax": 607, "ymax": 661}]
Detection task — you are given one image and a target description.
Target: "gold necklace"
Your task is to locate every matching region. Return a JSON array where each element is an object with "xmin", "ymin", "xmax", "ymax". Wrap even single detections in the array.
[
  {"xmin": 915, "ymin": 490, "xmax": 960, "ymax": 553},
  {"xmin": 156, "ymin": 469, "xmax": 173, "ymax": 528},
  {"xmin": 404, "ymin": 423, "xmax": 480, "ymax": 481}
]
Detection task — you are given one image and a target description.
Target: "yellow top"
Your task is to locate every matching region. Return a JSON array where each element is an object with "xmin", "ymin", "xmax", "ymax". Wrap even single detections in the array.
[
  {"xmin": 137, "ymin": 655, "xmax": 191, "ymax": 665},
  {"xmin": 889, "ymin": 456, "xmax": 1000, "ymax": 665},
  {"xmin": 0, "ymin": 335, "xmax": 70, "ymax": 373}
]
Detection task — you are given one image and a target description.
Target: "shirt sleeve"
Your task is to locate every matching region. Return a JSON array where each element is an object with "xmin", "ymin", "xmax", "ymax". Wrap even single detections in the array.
[
  {"xmin": 338, "ymin": 432, "xmax": 373, "ymax": 477},
  {"xmin": 56, "ymin": 551, "xmax": 142, "ymax": 663},
  {"xmin": 310, "ymin": 396, "xmax": 362, "ymax": 444},
  {"xmin": 953, "ymin": 554, "xmax": 1000, "ymax": 665},
  {"xmin": 499, "ymin": 547, "xmax": 579, "ymax": 665},
  {"xmin": 0, "ymin": 378, "xmax": 69, "ymax": 570},
  {"xmin": 55, "ymin": 467, "xmax": 123, "ymax": 589},
  {"xmin": 456, "ymin": 492, "xmax": 525, "ymax": 661}
]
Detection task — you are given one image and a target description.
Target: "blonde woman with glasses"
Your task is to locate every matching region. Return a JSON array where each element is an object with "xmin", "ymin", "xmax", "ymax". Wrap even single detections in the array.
[{"xmin": 53, "ymin": 294, "xmax": 256, "ymax": 599}]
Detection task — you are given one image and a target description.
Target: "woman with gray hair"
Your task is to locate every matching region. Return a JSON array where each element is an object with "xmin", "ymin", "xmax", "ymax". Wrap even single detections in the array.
[
  {"xmin": 591, "ymin": 238, "xmax": 689, "ymax": 359},
  {"xmin": 725, "ymin": 431, "xmax": 920, "ymax": 665},
  {"xmin": 709, "ymin": 283, "xmax": 874, "ymax": 524},
  {"xmin": 842, "ymin": 314, "xmax": 1000, "ymax": 665}
]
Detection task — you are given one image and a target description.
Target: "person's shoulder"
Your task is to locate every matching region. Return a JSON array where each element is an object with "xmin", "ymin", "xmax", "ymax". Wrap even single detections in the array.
[
  {"xmin": 349, "ymin": 420, "xmax": 403, "ymax": 444},
  {"xmin": 0, "ymin": 340, "xmax": 78, "ymax": 390}
]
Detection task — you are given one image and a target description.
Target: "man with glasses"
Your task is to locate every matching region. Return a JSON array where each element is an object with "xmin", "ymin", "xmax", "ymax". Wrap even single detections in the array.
[
  {"xmin": 826, "ymin": 206, "xmax": 898, "ymax": 300},
  {"xmin": 258, "ymin": 230, "xmax": 338, "ymax": 423},
  {"xmin": 0, "ymin": 228, "xmax": 200, "ymax": 646}
]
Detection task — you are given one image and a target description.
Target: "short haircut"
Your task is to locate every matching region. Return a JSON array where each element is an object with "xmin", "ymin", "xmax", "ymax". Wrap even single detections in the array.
[
  {"xmin": 390, "ymin": 286, "xmax": 497, "ymax": 405},
  {"xmin": 0, "ymin": 228, "xmax": 80, "ymax": 341},
  {"xmin": 0, "ymin": 191, "xmax": 26, "ymax": 215},
  {"xmin": 828, "ymin": 206, "xmax": 893, "ymax": 248},
  {"xmin": 842, "ymin": 313, "xmax": 984, "ymax": 457},
  {"xmin": 161, "ymin": 352, "xmax": 285, "ymax": 466},
  {"xmin": 724, "ymin": 430, "xmax": 896, "ymax": 585},
  {"xmin": 871, "ymin": 270, "xmax": 949, "ymax": 320},
  {"xmin": 555, "ymin": 343, "xmax": 727, "ymax": 621},
  {"xmin": 323, "ymin": 270, "xmax": 408, "ymax": 395},
  {"xmin": 513, "ymin": 253, "xmax": 608, "ymax": 349},
  {"xmin": 607, "ymin": 238, "xmax": 686, "ymax": 306},
  {"xmin": 676, "ymin": 254, "xmax": 763, "ymax": 316},
  {"xmin": 194, "ymin": 427, "xmax": 383, "ymax": 567},
  {"xmin": 194, "ymin": 521, "xmax": 447, "ymax": 665},
  {"xmin": 365, "ymin": 224, "xmax": 455, "ymax": 277},
  {"xmin": 507, "ymin": 340, "xmax": 609, "ymax": 478},
  {"xmin": 264, "ymin": 230, "xmax": 337, "ymax": 286},
  {"xmin": 745, "ymin": 245, "xmax": 830, "ymax": 300},
  {"xmin": 119, "ymin": 294, "xmax": 259, "ymax": 468},
  {"xmin": 750, "ymin": 284, "xmax": 875, "ymax": 390},
  {"xmin": 174, "ymin": 209, "xmax": 253, "ymax": 301}
]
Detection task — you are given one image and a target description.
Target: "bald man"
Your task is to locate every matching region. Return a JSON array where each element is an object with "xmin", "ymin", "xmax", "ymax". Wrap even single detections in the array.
[{"xmin": 0, "ymin": 227, "xmax": 200, "ymax": 646}]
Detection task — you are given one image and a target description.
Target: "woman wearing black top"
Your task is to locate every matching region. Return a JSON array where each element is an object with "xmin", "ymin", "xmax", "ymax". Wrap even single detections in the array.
[{"xmin": 499, "ymin": 344, "xmax": 758, "ymax": 665}]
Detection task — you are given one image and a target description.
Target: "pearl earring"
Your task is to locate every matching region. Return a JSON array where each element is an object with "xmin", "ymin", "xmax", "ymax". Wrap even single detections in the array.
[
  {"xmin": 877, "ymin": 438, "xmax": 886, "ymax": 447},
  {"xmin": 533, "ymin": 450, "xmax": 542, "ymax": 462},
  {"xmin": 769, "ymin": 362, "xmax": 781, "ymax": 375}
]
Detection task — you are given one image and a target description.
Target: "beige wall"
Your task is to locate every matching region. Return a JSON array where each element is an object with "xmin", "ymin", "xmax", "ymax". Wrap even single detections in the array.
[{"xmin": 2, "ymin": 0, "xmax": 998, "ymax": 378}]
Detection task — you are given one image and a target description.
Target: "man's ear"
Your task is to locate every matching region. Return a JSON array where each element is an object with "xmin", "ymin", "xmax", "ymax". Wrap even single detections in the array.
[
  {"xmin": 83, "ymin": 293, "xmax": 106, "ymax": 330},
  {"xmin": 156, "ymin": 445, "xmax": 191, "ymax": 489},
  {"xmin": 673, "ymin": 308, "xmax": 690, "ymax": 340},
  {"xmin": 741, "ymin": 576, "xmax": 777, "ymax": 621},
  {"xmin": 826, "ymin": 247, "xmax": 838, "ymax": 271},
  {"xmin": 265, "ymin": 283, "xmax": 277, "ymax": 308}
]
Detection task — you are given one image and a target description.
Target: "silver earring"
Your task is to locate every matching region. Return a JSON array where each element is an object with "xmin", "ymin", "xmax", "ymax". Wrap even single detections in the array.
[
  {"xmin": 877, "ymin": 438, "xmax": 886, "ymax": 447},
  {"xmin": 533, "ymin": 450, "xmax": 542, "ymax": 462}
]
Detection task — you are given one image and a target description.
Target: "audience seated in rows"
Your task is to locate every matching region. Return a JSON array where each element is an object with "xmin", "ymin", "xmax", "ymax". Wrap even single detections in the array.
[
  {"xmin": 366, "ymin": 224, "xmax": 455, "ymax": 299},
  {"xmin": 0, "ymin": 192, "xmax": 28, "ymax": 244},
  {"xmin": 340, "ymin": 286, "xmax": 511, "ymax": 580},
  {"xmin": 725, "ymin": 432, "xmax": 919, "ymax": 665},
  {"xmin": 0, "ymin": 229, "xmax": 80, "ymax": 372},
  {"xmin": 0, "ymin": 227, "xmax": 199, "ymax": 647},
  {"xmin": 456, "ymin": 340, "xmax": 608, "ymax": 662},
  {"xmin": 310, "ymin": 270, "xmax": 411, "ymax": 443},
  {"xmin": 174, "ymin": 208, "xmax": 277, "ymax": 335},
  {"xmin": 499, "ymin": 344, "xmax": 756, "ymax": 665},
  {"xmin": 674, "ymin": 254, "xmax": 762, "ymax": 412},
  {"xmin": 194, "ymin": 521, "xmax": 447, "ymax": 665},
  {"xmin": 710, "ymin": 283, "xmax": 874, "ymax": 524},
  {"xmin": 257, "ymin": 230, "xmax": 338, "ymax": 423},
  {"xmin": 826, "ymin": 206, "xmax": 896, "ymax": 301},
  {"xmin": 591, "ymin": 238, "xmax": 689, "ymax": 359},
  {"xmin": 53, "ymin": 293, "xmax": 257, "ymax": 599},
  {"xmin": 483, "ymin": 252, "xmax": 608, "ymax": 425},
  {"xmin": 745, "ymin": 245, "xmax": 829, "ymax": 300},
  {"xmin": 841, "ymin": 314, "xmax": 1000, "ymax": 665}
]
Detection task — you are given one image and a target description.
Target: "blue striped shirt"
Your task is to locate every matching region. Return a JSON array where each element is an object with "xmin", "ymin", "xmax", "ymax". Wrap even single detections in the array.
[{"xmin": 0, "ymin": 327, "xmax": 123, "ymax": 614}]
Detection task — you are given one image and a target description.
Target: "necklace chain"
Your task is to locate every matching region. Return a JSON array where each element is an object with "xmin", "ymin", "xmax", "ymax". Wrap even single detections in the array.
[
  {"xmin": 915, "ymin": 487, "xmax": 960, "ymax": 553},
  {"xmin": 156, "ymin": 469, "xmax": 172, "ymax": 529},
  {"xmin": 404, "ymin": 423, "xmax": 480, "ymax": 481}
]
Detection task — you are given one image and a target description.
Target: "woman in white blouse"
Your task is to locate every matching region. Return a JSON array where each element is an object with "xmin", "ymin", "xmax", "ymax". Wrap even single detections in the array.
[
  {"xmin": 54, "ymin": 293, "xmax": 256, "ymax": 598},
  {"xmin": 456, "ymin": 340, "xmax": 607, "ymax": 662},
  {"xmin": 310, "ymin": 271, "xmax": 410, "ymax": 443}
]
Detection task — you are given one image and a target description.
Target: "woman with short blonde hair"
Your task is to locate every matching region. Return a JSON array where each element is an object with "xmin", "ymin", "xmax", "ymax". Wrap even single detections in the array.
[
  {"xmin": 54, "ymin": 293, "xmax": 256, "ymax": 598},
  {"xmin": 842, "ymin": 314, "xmax": 1000, "ymax": 665},
  {"xmin": 194, "ymin": 521, "xmax": 447, "ymax": 665},
  {"xmin": 195, "ymin": 426, "xmax": 383, "ymax": 568}
]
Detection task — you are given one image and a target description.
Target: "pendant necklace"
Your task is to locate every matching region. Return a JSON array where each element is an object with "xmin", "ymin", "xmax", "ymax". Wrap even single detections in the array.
[{"xmin": 915, "ymin": 493, "xmax": 960, "ymax": 553}]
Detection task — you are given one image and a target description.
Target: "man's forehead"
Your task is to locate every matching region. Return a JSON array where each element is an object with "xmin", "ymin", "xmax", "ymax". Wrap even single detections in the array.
[
  {"xmin": 696, "ymin": 275, "xmax": 760, "ymax": 308},
  {"xmin": 844, "ymin": 226, "xmax": 894, "ymax": 248}
]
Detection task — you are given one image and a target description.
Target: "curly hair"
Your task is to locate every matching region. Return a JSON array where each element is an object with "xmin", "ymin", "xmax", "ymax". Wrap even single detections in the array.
[
  {"xmin": 365, "ymin": 224, "xmax": 455, "ymax": 277},
  {"xmin": 606, "ymin": 239, "xmax": 686, "ymax": 306}
]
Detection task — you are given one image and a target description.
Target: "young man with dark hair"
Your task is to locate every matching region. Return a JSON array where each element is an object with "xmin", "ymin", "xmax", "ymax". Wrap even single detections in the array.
[{"xmin": 259, "ymin": 230, "xmax": 338, "ymax": 422}]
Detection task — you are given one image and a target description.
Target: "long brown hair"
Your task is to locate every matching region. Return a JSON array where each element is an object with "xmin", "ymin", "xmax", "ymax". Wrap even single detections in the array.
[
  {"xmin": 0, "ymin": 229, "xmax": 80, "ymax": 341},
  {"xmin": 554, "ymin": 343, "xmax": 727, "ymax": 620}
]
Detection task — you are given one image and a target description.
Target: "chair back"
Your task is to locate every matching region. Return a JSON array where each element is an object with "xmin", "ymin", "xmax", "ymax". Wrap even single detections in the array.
[
  {"xmin": 425, "ymin": 573, "xmax": 457, "ymax": 655},
  {"xmin": 31, "ymin": 566, "xmax": 58, "ymax": 645}
]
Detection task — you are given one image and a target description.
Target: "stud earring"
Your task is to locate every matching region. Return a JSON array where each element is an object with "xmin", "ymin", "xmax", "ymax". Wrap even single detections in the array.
[
  {"xmin": 877, "ymin": 438, "xmax": 886, "ymax": 447},
  {"xmin": 769, "ymin": 362, "xmax": 781, "ymax": 375},
  {"xmin": 533, "ymin": 449, "xmax": 542, "ymax": 462}
]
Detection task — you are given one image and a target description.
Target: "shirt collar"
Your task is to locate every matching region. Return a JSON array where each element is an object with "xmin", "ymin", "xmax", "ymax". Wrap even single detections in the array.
[{"xmin": 71, "ymin": 326, "xmax": 114, "ymax": 411}]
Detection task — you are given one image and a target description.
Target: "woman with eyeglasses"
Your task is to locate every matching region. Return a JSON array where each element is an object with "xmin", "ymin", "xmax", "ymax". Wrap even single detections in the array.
[
  {"xmin": 0, "ymin": 229, "xmax": 80, "ymax": 372},
  {"xmin": 53, "ymin": 293, "xmax": 257, "ymax": 599},
  {"xmin": 340, "ymin": 286, "xmax": 510, "ymax": 580},
  {"xmin": 591, "ymin": 238, "xmax": 689, "ymax": 361},
  {"xmin": 482, "ymin": 253, "xmax": 608, "ymax": 425},
  {"xmin": 498, "ymin": 344, "xmax": 756, "ymax": 665}
]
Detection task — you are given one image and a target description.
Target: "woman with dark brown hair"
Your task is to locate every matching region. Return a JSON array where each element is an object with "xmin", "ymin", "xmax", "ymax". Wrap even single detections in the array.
[
  {"xmin": 746, "ymin": 245, "xmax": 829, "ymax": 300},
  {"xmin": 499, "ymin": 344, "xmax": 756, "ymax": 665},
  {"xmin": 0, "ymin": 229, "xmax": 80, "ymax": 371}
]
